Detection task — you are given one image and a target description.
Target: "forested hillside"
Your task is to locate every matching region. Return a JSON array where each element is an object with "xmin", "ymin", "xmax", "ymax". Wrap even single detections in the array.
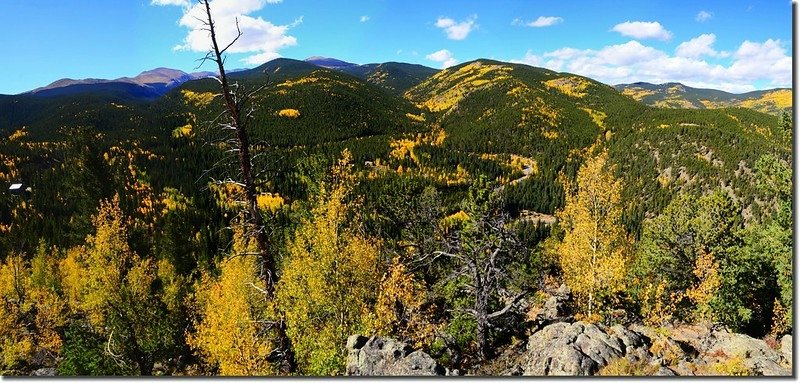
[
  {"xmin": 0, "ymin": 56, "xmax": 792, "ymax": 376},
  {"xmin": 615, "ymin": 82, "xmax": 792, "ymax": 116}
]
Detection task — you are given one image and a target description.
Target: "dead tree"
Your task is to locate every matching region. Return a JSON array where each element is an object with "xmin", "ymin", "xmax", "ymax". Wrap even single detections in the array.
[
  {"xmin": 432, "ymin": 189, "xmax": 528, "ymax": 361},
  {"xmin": 197, "ymin": 0, "xmax": 295, "ymax": 372}
]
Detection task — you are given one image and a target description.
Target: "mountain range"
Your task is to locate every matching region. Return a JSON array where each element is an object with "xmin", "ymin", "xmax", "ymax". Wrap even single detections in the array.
[
  {"xmin": 2, "ymin": 56, "xmax": 788, "ymax": 226},
  {"xmin": 25, "ymin": 68, "xmax": 216, "ymax": 99},
  {"xmin": 615, "ymin": 82, "xmax": 792, "ymax": 115},
  {"xmin": 13, "ymin": 57, "xmax": 790, "ymax": 118},
  {"xmin": 0, "ymin": 51, "xmax": 793, "ymax": 375}
]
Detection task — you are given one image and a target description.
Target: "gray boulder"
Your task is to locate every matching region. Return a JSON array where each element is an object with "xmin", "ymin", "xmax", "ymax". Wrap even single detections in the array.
[
  {"xmin": 705, "ymin": 331, "xmax": 790, "ymax": 376},
  {"xmin": 30, "ymin": 368, "xmax": 57, "ymax": 376},
  {"xmin": 345, "ymin": 335, "xmax": 445, "ymax": 376},
  {"xmin": 780, "ymin": 335, "xmax": 792, "ymax": 364},
  {"xmin": 540, "ymin": 284, "xmax": 572, "ymax": 322},
  {"xmin": 523, "ymin": 321, "xmax": 627, "ymax": 376}
]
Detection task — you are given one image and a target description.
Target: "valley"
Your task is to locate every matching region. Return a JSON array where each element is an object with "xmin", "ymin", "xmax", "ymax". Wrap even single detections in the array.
[{"xmin": 0, "ymin": 55, "xmax": 792, "ymax": 376}]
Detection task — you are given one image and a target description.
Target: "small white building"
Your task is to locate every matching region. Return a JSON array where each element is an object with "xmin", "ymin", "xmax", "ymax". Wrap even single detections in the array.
[{"xmin": 9, "ymin": 183, "xmax": 23, "ymax": 195}]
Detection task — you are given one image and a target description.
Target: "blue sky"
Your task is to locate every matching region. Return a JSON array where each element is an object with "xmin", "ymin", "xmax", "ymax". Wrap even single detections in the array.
[{"xmin": 0, "ymin": 0, "xmax": 793, "ymax": 94}]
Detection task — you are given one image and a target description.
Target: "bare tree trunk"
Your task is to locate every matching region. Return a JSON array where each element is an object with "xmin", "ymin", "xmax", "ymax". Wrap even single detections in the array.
[
  {"xmin": 474, "ymin": 284, "xmax": 489, "ymax": 360},
  {"xmin": 201, "ymin": 0, "xmax": 275, "ymax": 293},
  {"xmin": 200, "ymin": 0, "xmax": 295, "ymax": 372}
]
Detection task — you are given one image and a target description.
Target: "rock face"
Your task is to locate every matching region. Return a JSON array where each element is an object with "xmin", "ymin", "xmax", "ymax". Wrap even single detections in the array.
[
  {"xmin": 30, "ymin": 368, "xmax": 57, "ymax": 376},
  {"xmin": 345, "ymin": 291, "xmax": 792, "ymax": 377},
  {"xmin": 780, "ymin": 335, "xmax": 792, "ymax": 362},
  {"xmin": 539, "ymin": 284, "xmax": 572, "ymax": 322},
  {"xmin": 523, "ymin": 321, "xmax": 627, "ymax": 376},
  {"xmin": 346, "ymin": 324, "xmax": 792, "ymax": 377},
  {"xmin": 706, "ymin": 332, "xmax": 788, "ymax": 376},
  {"xmin": 345, "ymin": 335, "xmax": 445, "ymax": 376},
  {"xmin": 519, "ymin": 321, "xmax": 792, "ymax": 377}
]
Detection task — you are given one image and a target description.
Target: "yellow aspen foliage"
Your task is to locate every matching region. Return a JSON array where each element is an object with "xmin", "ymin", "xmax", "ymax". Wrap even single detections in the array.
[
  {"xmin": 686, "ymin": 250, "xmax": 721, "ymax": 323},
  {"xmin": 405, "ymin": 112, "xmax": 426, "ymax": 122},
  {"xmin": 0, "ymin": 250, "xmax": 67, "ymax": 373},
  {"xmin": 639, "ymin": 280, "xmax": 682, "ymax": 327},
  {"xmin": 389, "ymin": 139, "xmax": 417, "ymax": 163},
  {"xmin": 59, "ymin": 195, "xmax": 185, "ymax": 375},
  {"xmin": 278, "ymin": 109, "xmax": 301, "ymax": 118},
  {"xmin": 276, "ymin": 150, "xmax": 382, "ymax": 375},
  {"xmin": 256, "ymin": 193, "xmax": 285, "ymax": 213},
  {"xmin": 544, "ymin": 76, "xmax": 591, "ymax": 98},
  {"xmin": 440, "ymin": 210, "xmax": 469, "ymax": 233},
  {"xmin": 373, "ymin": 258, "xmax": 439, "ymax": 349},
  {"xmin": 556, "ymin": 150, "xmax": 630, "ymax": 320},
  {"xmin": 160, "ymin": 187, "xmax": 190, "ymax": 215},
  {"xmin": 208, "ymin": 182, "xmax": 246, "ymax": 210},
  {"xmin": 171, "ymin": 124, "xmax": 194, "ymax": 139},
  {"xmin": 0, "ymin": 255, "xmax": 34, "ymax": 372},
  {"xmin": 188, "ymin": 223, "xmax": 278, "ymax": 375},
  {"xmin": 61, "ymin": 195, "xmax": 136, "ymax": 326},
  {"xmin": 769, "ymin": 298, "xmax": 788, "ymax": 336},
  {"xmin": 7, "ymin": 128, "xmax": 28, "ymax": 142},
  {"xmin": 181, "ymin": 89, "xmax": 216, "ymax": 108}
]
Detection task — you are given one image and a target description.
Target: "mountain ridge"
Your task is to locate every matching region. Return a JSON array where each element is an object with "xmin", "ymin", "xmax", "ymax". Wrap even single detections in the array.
[
  {"xmin": 12, "ymin": 58, "xmax": 790, "ymax": 112},
  {"xmin": 614, "ymin": 81, "xmax": 791, "ymax": 115},
  {"xmin": 26, "ymin": 68, "xmax": 216, "ymax": 99}
]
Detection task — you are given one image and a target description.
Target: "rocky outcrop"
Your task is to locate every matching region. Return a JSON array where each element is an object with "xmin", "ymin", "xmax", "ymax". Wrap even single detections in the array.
[
  {"xmin": 345, "ymin": 335, "xmax": 446, "ymax": 376},
  {"xmin": 519, "ymin": 321, "xmax": 792, "ymax": 377},
  {"xmin": 539, "ymin": 284, "xmax": 572, "ymax": 323},
  {"xmin": 780, "ymin": 335, "xmax": 792, "ymax": 362},
  {"xmin": 345, "ymin": 290, "xmax": 792, "ymax": 377},
  {"xmin": 523, "ymin": 321, "xmax": 628, "ymax": 375},
  {"xmin": 705, "ymin": 331, "xmax": 788, "ymax": 376},
  {"xmin": 30, "ymin": 368, "xmax": 57, "ymax": 376}
]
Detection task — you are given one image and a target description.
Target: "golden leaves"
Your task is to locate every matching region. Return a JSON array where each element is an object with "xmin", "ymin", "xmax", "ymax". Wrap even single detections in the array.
[
  {"xmin": 276, "ymin": 150, "xmax": 382, "ymax": 375},
  {"xmin": 373, "ymin": 258, "xmax": 439, "ymax": 349},
  {"xmin": 181, "ymin": 90, "xmax": 216, "ymax": 109},
  {"xmin": 188, "ymin": 229, "xmax": 277, "ymax": 376},
  {"xmin": 686, "ymin": 250, "xmax": 720, "ymax": 323},
  {"xmin": 172, "ymin": 124, "xmax": 194, "ymax": 139},
  {"xmin": 580, "ymin": 108, "xmax": 608, "ymax": 129},
  {"xmin": 7, "ymin": 128, "xmax": 28, "ymax": 142},
  {"xmin": 620, "ymin": 87, "xmax": 656, "ymax": 101},
  {"xmin": 556, "ymin": 150, "xmax": 630, "ymax": 319},
  {"xmin": 410, "ymin": 61, "xmax": 512, "ymax": 113},
  {"xmin": 405, "ymin": 113, "xmax": 426, "ymax": 123},
  {"xmin": 277, "ymin": 109, "xmax": 301, "ymax": 119},
  {"xmin": 544, "ymin": 76, "xmax": 591, "ymax": 98},
  {"xmin": 0, "ymin": 250, "xmax": 68, "ymax": 372},
  {"xmin": 256, "ymin": 193, "xmax": 285, "ymax": 213}
]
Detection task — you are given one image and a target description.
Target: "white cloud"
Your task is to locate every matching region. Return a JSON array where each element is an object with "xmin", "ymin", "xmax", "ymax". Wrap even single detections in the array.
[
  {"xmin": 426, "ymin": 49, "xmax": 458, "ymax": 68},
  {"xmin": 512, "ymin": 38, "xmax": 791, "ymax": 93},
  {"xmin": 696, "ymin": 10, "xmax": 713, "ymax": 22},
  {"xmin": 516, "ymin": 50, "xmax": 542, "ymax": 66},
  {"xmin": 611, "ymin": 21, "xmax": 673, "ymax": 41},
  {"xmin": 597, "ymin": 40, "xmax": 666, "ymax": 66},
  {"xmin": 155, "ymin": 0, "xmax": 297, "ymax": 65},
  {"xmin": 435, "ymin": 15, "xmax": 477, "ymax": 40},
  {"xmin": 675, "ymin": 34, "xmax": 728, "ymax": 58},
  {"xmin": 360, "ymin": 15, "xmax": 370, "ymax": 23},
  {"xmin": 512, "ymin": 16, "xmax": 563, "ymax": 27},
  {"xmin": 728, "ymin": 39, "xmax": 792, "ymax": 86}
]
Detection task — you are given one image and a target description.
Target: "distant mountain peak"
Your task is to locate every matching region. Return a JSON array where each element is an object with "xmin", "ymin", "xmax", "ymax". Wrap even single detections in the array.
[
  {"xmin": 305, "ymin": 56, "xmax": 358, "ymax": 69},
  {"xmin": 27, "ymin": 67, "xmax": 214, "ymax": 98}
]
